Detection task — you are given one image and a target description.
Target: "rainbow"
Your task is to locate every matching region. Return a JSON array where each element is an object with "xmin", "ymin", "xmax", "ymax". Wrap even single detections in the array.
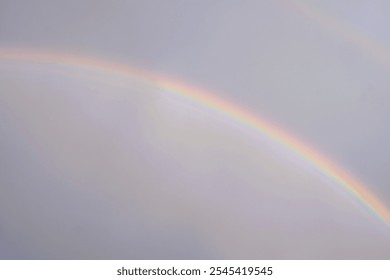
[
  {"xmin": 1, "ymin": 47, "xmax": 389, "ymax": 225},
  {"xmin": 286, "ymin": 0, "xmax": 390, "ymax": 69}
]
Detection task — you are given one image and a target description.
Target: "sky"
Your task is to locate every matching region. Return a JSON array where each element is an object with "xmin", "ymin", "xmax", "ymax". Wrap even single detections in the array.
[{"xmin": 0, "ymin": 0, "xmax": 390, "ymax": 259}]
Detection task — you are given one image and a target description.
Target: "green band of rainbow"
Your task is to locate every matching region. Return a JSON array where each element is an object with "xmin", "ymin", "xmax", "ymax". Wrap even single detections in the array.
[{"xmin": 1, "ymin": 48, "xmax": 389, "ymax": 226}]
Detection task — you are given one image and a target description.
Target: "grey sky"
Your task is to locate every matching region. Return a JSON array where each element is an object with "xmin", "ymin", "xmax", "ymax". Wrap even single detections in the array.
[{"xmin": 1, "ymin": 0, "xmax": 390, "ymax": 259}]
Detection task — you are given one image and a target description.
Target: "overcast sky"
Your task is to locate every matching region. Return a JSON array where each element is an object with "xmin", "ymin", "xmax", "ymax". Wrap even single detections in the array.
[{"xmin": 1, "ymin": 0, "xmax": 390, "ymax": 259}]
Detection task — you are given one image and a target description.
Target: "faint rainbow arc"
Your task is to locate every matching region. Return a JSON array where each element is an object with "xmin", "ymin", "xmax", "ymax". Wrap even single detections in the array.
[
  {"xmin": 285, "ymin": 0, "xmax": 390, "ymax": 69},
  {"xmin": 1, "ymin": 48, "xmax": 389, "ymax": 225}
]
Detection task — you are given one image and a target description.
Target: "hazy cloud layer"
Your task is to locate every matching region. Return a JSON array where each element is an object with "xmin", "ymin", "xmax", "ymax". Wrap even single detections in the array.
[{"xmin": 1, "ymin": 0, "xmax": 390, "ymax": 259}]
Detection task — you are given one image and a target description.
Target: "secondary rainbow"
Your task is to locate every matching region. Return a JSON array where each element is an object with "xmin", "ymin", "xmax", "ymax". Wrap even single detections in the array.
[
  {"xmin": 285, "ymin": 0, "xmax": 390, "ymax": 69},
  {"xmin": 1, "ymin": 48, "xmax": 389, "ymax": 225}
]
